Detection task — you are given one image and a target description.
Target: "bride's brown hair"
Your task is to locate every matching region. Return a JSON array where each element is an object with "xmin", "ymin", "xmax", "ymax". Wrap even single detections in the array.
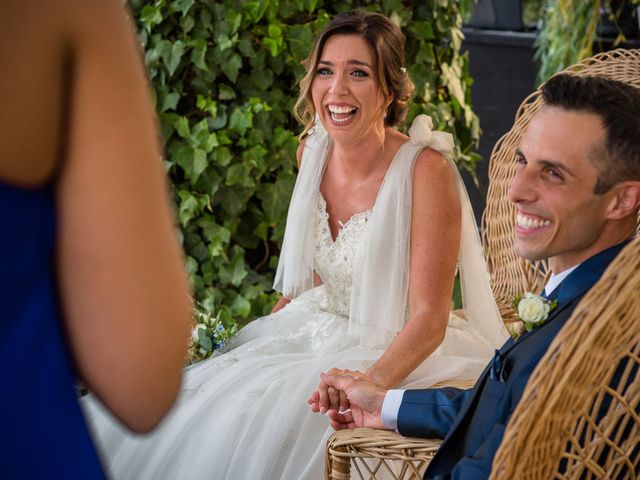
[{"xmin": 293, "ymin": 11, "xmax": 414, "ymax": 138}]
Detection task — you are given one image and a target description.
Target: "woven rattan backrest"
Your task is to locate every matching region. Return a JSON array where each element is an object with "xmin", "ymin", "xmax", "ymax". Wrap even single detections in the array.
[
  {"xmin": 489, "ymin": 235, "xmax": 640, "ymax": 479},
  {"xmin": 481, "ymin": 48, "xmax": 640, "ymax": 323}
]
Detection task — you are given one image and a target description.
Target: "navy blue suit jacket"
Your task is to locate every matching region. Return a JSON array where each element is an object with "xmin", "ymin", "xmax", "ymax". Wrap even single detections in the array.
[{"xmin": 396, "ymin": 242, "xmax": 628, "ymax": 480}]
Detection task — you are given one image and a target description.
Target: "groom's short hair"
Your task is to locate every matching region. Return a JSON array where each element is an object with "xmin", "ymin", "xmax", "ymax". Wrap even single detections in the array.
[{"xmin": 541, "ymin": 74, "xmax": 640, "ymax": 194}]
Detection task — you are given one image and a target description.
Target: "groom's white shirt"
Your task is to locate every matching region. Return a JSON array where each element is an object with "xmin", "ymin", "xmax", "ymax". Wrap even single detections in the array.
[
  {"xmin": 542, "ymin": 266, "xmax": 577, "ymax": 297},
  {"xmin": 380, "ymin": 264, "xmax": 579, "ymax": 431}
]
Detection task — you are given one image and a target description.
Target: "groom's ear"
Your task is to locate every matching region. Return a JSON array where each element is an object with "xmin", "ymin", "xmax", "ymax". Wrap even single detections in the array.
[{"xmin": 605, "ymin": 181, "xmax": 640, "ymax": 220}]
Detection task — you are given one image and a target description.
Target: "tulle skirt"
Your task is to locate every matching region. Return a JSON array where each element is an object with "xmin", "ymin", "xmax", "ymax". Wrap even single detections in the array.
[{"xmin": 81, "ymin": 286, "xmax": 494, "ymax": 479}]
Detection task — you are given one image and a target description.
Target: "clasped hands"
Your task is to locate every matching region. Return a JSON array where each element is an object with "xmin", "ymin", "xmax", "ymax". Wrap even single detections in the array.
[{"xmin": 307, "ymin": 368, "xmax": 388, "ymax": 430}]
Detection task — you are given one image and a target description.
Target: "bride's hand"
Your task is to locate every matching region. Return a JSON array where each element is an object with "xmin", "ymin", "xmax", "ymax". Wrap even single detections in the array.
[
  {"xmin": 308, "ymin": 368, "xmax": 372, "ymax": 414},
  {"xmin": 270, "ymin": 295, "xmax": 291, "ymax": 313}
]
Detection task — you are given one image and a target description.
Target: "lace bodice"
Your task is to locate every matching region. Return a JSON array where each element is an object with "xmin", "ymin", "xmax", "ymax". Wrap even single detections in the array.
[{"xmin": 313, "ymin": 194, "xmax": 370, "ymax": 317}]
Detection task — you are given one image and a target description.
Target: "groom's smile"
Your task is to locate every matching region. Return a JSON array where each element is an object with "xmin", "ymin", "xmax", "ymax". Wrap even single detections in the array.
[{"xmin": 515, "ymin": 211, "xmax": 552, "ymax": 231}]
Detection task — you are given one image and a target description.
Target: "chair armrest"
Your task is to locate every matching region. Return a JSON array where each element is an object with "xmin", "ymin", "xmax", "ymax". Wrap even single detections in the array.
[{"xmin": 325, "ymin": 428, "xmax": 442, "ymax": 480}]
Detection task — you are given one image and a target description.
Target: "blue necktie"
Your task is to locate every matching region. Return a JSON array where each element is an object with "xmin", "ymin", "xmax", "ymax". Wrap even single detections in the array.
[{"xmin": 490, "ymin": 349, "xmax": 503, "ymax": 381}]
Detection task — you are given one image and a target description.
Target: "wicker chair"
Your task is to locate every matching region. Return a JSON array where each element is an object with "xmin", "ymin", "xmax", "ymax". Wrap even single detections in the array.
[{"xmin": 325, "ymin": 48, "xmax": 640, "ymax": 480}]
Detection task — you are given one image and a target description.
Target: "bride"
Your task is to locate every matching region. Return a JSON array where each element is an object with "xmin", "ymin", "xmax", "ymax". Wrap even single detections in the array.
[{"xmin": 82, "ymin": 11, "xmax": 508, "ymax": 480}]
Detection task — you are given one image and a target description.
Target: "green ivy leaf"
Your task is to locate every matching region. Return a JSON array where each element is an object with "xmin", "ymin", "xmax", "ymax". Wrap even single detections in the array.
[
  {"xmin": 243, "ymin": 1, "xmax": 269, "ymax": 21},
  {"xmin": 218, "ymin": 187, "xmax": 249, "ymax": 217},
  {"xmin": 231, "ymin": 295, "xmax": 251, "ymax": 318},
  {"xmin": 213, "ymin": 146, "xmax": 233, "ymax": 166},
  {"xmin": 253, "ymin": 69, "xmax": 273, "ymax": 90},
  {"xmin": 413, "ymin": 21, "xmax": 435, "ymax": 39},
  {"xmin": 174, "ymin": 116, "xmax": 190, "ymax": 139},
  {"xmin": 185, "ymin": 256, "xmax": 199, "ymax": 275},
  {"xmin": 161, "ymin": 92, "xmax": 180, "ymax": 113},
  {"xmin": 218, "ymin": 84, "xmax": 236, "ymax": 100},
  {"xmin": 140, "ymin": 5, "xmax": 162, "ymax": 30},
  {"xmin": 208, "ymin": 109, "xmax": 228, "ymax": 130},
  {"xmin": 217, "ymin": 34, "xmax": 233, "ymax": 51},
  {"xmin": 228, "ymin": 108, "xmax": 253, "ymax": 136},
  {"xmin": 177, "ymin": 190, "xmax": 201, "ymax": 225},
  {"xmin": 190, "ymin": 39, "xmax": 208, "ymax": 71},
  {"xmin": 158, "ymin": 39, "xmax": 185, "ymax": 76},
  {"xmin": 221, "ymin": 53, "xmax": 242, "ymax": 82},
  {"xmin": 197, "ymin": 217, "xmax": 231, "ymax": 244},
  {"xmin": 287, "ymin": 24, "xmax": 313, "ymax": 59},
  {"xmin": 175, "ymin": 146, "xmax": 207, "ymax": 183},
  {"xmin": 227, "ymin": 11, "xmax": 242, "ymax": 34},
  {"xmin": 180, "ymin": 14, "xmax": 195, "ymax": 33},
  {"xmin": 263, "ymin": 37, "xmax": 283, "ymax": 57},
  {"xmin": 174, "ymin": 0, "xmax": 195, "ymax": 17},
  {"xmin": 258, "ymin": 174, "xmax": 294, "ymax": 223},
  {"xmin": 197, "ymin": 95, "xmax": 217, "ymax": 117},
  {"xmin": 228, "ymin": 252, "xmax": 248, "ymax": 286},
  {"xmin": 192, "ymin": 149, "xmax": 208, "ymax": 181},
  {"xmin": 267, "ymin": 24, "xmax": 282, "ymax": 37},
  {"xmin": 225, "ymin": 163, "xmax": 248, "ymax": 186}
]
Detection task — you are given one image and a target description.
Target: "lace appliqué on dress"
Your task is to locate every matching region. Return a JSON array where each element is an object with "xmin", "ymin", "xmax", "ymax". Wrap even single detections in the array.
[{"xmin": 314, "ymin": 194, "xmax": 370, "ymax": 318}]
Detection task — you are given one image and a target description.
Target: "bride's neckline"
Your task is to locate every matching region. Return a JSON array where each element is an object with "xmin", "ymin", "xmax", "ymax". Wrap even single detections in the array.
[
  {"xmin": 317, "ymin": 193, "xmax": 370, "ymax": 244},
  {"xmin": 319, "ymin": 137, "xmax": 412, "ymax": 243}
]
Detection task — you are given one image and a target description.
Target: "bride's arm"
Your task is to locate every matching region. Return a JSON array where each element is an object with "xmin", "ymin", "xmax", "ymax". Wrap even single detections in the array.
[
  {"xmin": 272, "ymin": 272, "xmax": 323, "ymax": 312},
  {"xmin": 364, "ymin": 148, "xmax": 461, "ymax": 389}
]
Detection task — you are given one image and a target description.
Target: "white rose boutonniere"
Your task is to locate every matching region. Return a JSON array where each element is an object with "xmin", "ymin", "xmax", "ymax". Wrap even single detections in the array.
[{"xmin": 509, "ymin": 292, "xmax": 558, "ymax": 339}]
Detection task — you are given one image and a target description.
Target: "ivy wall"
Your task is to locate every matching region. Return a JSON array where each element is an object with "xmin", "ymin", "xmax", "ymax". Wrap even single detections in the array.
[{"xmin": 129, "ymin": 0, "xmax": 479, "ymax": 325}]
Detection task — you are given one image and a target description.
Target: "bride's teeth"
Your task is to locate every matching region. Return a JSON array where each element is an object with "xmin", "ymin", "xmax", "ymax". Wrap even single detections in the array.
[
  {"xmin": 328, "ymin": 105, "xmax": 356, "ymax": 114},
  {"xmin": 327, "ymin": 105, "xmax": 357, "ymax": 122}
]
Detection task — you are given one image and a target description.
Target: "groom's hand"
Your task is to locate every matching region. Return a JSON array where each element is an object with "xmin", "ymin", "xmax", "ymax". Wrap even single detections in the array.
[{"xmin": 319, "ymin": 372, "xmax": 388, "ymax": 431}]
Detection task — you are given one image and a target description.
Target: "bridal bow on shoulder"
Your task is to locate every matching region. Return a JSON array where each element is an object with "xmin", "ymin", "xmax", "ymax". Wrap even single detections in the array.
[{"xmin": 408, "ymin": 114, "xmax": 455, "ymax": 160}]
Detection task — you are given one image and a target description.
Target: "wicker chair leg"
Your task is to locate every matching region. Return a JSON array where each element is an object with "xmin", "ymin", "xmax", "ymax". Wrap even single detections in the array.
[
  {"xmin": 326, "ymin": 441, "xmax": 351, "ymax": 480},
  {"xmin": 331, "ymin": 454, "xmax": 351, "ymax": 480}
]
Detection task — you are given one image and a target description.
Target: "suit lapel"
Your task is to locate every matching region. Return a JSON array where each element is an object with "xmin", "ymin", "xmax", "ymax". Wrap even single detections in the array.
[{"xmin": 439, "ymin": 240, "xmax": 630, "ymax": 442}]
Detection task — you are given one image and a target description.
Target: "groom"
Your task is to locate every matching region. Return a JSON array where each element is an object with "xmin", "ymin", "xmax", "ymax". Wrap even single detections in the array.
[{"xmin": 315, "ymin": 74, "xmax": 640, "ymax": 479}]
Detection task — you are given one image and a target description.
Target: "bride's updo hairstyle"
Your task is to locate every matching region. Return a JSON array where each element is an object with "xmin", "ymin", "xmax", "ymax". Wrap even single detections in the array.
[{"xmin": 294, "ymin": 11, "xmax": 414, "ymax": 137}]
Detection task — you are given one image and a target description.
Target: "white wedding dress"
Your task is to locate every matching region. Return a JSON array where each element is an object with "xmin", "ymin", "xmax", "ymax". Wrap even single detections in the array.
[{"xmin": 82, "ymin": 116, "xmax": 508, "ymax": 479}]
